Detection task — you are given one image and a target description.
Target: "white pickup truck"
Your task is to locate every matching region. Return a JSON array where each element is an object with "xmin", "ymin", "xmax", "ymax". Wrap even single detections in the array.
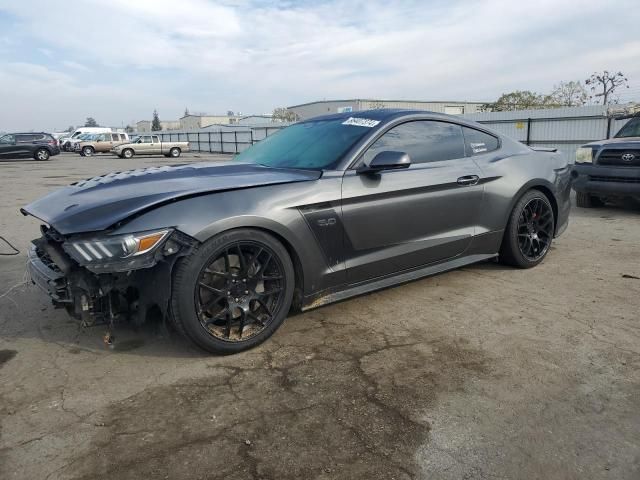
[{"xmin": 111, "ymin": 134, "xmax": 190, "ymax": 159}]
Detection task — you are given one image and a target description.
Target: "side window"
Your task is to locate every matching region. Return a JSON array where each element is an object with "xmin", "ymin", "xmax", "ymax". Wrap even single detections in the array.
[
  {"xmin": 17, "ymin": 134, "xmax": 36, "ymax": 142},
  {"xmin": 141, "ymin": 136, "xmax": 152, "ymax": 143},
  {"xmin": 111, "ymin": 133, "xmax": 119, "ymax": 141},
  {"xmin": 363, "ymin": 120, "xmax": 465, "ymax": 165},
  {"xmin": 462, "ymin": 127, "xmax": 499, "ymax": 155},
  {"xmin": 152, "ymin": 135, "xmax": 159, "ymax": 143},
  {"xmin": 119, "ymin": 134, "xmax": 126, "ymax": 141},
  {"xmin": 0, "ymin": 134, "xmax": 15, "ymax": 144}
]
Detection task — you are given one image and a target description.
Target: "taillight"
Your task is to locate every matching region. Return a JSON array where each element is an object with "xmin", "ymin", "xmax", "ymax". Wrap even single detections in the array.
[{"xmin": 48, "ymin": 139, "xmax": 57, "ymax": 146}]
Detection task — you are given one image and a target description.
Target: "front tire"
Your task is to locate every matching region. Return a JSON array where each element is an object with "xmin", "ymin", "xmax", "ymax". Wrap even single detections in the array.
[
  {"xmin": 82, "ymin": 146, "xmax": 95, "ymax": 157},
  {"xmin": 34, "ymin": 148, "xmax": 50, "ymax": 161},
  {"xmin": 171, "ymin": 229, "xmax": 295, "ymax": 354},
  {"xmin": 122, "ymin": 148, "xmax": 134, "ymax": 159},
  {"xmin": 500, "ymin": 190, "xmax": 555, "ymax": 268}
]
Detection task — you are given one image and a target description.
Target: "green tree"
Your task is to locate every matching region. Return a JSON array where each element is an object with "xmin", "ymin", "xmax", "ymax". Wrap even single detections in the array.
[
  {"xmin": 482, "ymin": 91, "xmax": 555, "ymax": 112},
  {"xmin": 550, "ymin": 81, "xmax": 589, "ymax": 107},
  {"xmin": 66, "ymin": 125, "xmax": 75, "ymax": 133},
  {"xmin": 585, "ymin": 71, "xmax": 629, "ymax": 105},
  {"xmin": 151, "ymin": 110, "xmax": 162, "ymax": 131},
  {"xmin": 272, "ymin": 107, "xmax": 299, "ymax": 122},
  {"xmin": 84, "ymin": 117, "xmax": 98, "ymax": 127}
]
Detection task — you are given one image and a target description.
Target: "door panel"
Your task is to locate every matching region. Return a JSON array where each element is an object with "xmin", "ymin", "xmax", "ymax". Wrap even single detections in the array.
[
  {"xmin": 0, "ymin": 135, "xmax": 18, "ymax": 157},
  {"xmin": 150, "ymin": 136, "xmax": 162, "ymax": 154},
  {"xmin": 342, "ymin": 159, "xmax": 483, "ymax": 283}
]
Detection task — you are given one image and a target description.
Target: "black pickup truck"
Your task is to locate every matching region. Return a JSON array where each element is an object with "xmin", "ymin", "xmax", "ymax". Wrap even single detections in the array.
[{"xmin": 572, "ymin": 116, "xmax": 640, "ymax": 207}]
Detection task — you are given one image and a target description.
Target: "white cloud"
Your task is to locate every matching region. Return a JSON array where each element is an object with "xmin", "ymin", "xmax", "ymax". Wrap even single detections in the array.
[
  {"xmin": 61, "ymin": 60, "xmax": 91, "ymax": 72},
  {"xmin": 0, "ymin": 0, "xmax": 639, "ymax": 130}
]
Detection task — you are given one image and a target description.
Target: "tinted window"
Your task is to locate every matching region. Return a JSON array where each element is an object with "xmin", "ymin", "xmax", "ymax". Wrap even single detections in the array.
[
  {"xmin": 17, "ymin": 134, "xmax": 37, "ymax": 142},
  {"xmin": 462, "ymin": 127, "xmax": 499, "ymax": 155},
  {"xmin": 233, "ymin": 118, "xmax": 373, "ymax": 169},
  {"xmin": 111, "ymin": 133, "xmax": 119, "ymax": 141},
  {"xmin": 615, "ymin": 117, "xmax": 640, "ymax": 138},
  {"xmin": 363, "ymin": 121, "xmax": 465, "ymax": 165}
]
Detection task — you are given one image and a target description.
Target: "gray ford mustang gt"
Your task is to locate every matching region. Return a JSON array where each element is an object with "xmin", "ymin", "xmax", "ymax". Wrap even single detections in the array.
[{"xmin": 22, "ymin": 110, "xmax": 571, "ymax": 354}]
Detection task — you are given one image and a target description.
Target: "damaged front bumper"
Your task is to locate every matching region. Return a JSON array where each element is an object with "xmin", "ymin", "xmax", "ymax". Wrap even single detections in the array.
[
  {"xmin": 27, "ymin": 244, "xmax": 69, "ymax": 303},
  {"xmin": 27, "ymin": 226, "xmax": 196, "ymax": 326}
]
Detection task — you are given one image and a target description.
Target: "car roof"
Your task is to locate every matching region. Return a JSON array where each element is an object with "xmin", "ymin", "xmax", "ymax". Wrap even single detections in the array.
[
  {"xmin": 301, "ymin": 108, "xmax": 503, "ymax": 136},
  {"xmin": 9, "ymin": 132, "xmax": 52, "ymax": 135},
  {"xmin": 301, "ymin": 108, "xmax": 436, "ymax": 123},
  {"xmin": 301, "ymin": 108, "xmax": 490, "ymax": 126}
]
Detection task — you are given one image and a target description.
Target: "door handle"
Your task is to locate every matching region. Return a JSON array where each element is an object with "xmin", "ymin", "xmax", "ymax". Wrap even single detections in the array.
[{"xmin": 457, "ymin": 175, "xmax": 479, "ymax": 186}]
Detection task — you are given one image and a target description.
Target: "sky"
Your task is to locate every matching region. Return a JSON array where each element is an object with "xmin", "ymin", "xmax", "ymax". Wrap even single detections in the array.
[{"xmin": 0, "ymin": 0, "xmax": 639, "ymax": 131}]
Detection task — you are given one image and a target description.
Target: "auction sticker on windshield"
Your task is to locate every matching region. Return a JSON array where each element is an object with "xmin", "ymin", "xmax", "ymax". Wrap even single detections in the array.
[{"xmin": 342, "ymin": 117, "xmax": 380, "ymax": 128}]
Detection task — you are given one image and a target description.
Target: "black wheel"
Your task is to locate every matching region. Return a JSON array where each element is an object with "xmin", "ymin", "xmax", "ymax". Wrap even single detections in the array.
[
  {"xmin": 500, "ymin": 190, "xmax": 555, "ymax": 268},
  {"xmin": 34, "ymin": 148, "xmax": 50, "ymax": 161},
  {"xmin": 171, "ymin": 229, "xmax": 294, "ymax": 354},
  {"xmin": 82, "ymin": 146, "xmax": 95, "ymax": 156},
  {"xmin": 169, "ymin": 147, "xmax": 181, "ymax": 158},
  {"xmin": 576, "ymin": 192, "xmax": 603, "ymax": 208},
  {"xmin": 122, "ymin": 148, "xmax": 134, "ymax": 159}
]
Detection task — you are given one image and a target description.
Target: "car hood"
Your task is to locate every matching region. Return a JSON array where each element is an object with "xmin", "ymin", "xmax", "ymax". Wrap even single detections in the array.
[
  {"xmin": 583, "ymin": 137, "xmax": 640, "ymax": 148},
  {"xmin": 22, "ymin": 161, "xmax": 321, "ymax": 234}
]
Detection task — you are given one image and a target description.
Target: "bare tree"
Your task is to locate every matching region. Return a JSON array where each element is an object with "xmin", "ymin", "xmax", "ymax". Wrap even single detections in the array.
[
  {"xmin": 551, "ymin": 81, "xmax": 588, "ymax": 107},
  {"xmin": 272, "ymin": 107, "xmax": 299, "ymax": 122},
  {"xmin": 585, "ymin": 71, "xmax": 629, "ymax": 105},
  {"xmin": 368, "ymin": 101, "xmax": 386, "ymax": 110}
]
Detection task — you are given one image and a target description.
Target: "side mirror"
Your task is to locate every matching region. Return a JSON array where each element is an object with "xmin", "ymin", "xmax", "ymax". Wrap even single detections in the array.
[{"xmin": 358, "ymin": 151, "xmax": 411, "ymax": 174}]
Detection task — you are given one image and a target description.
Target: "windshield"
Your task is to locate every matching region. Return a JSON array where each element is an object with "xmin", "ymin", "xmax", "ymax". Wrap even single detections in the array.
[
  {"xmin": 615, "ymin": 117, "xmax": 640, "ymax": 138},
  {"xmin": 233, "ymin": 118, "xmax": 374, "ymax": 169}
]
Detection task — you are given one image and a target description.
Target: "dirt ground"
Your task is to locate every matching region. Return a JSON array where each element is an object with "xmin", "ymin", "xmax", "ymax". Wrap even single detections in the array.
[{"xmin": 0, "ymin": 153, "xmax": 639, "ymax": 479}]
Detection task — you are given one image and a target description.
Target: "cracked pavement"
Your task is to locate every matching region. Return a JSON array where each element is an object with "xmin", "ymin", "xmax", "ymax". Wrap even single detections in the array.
[{"xmin": 1, "ymin": 153, "xmax": 639, "ymax": 479}]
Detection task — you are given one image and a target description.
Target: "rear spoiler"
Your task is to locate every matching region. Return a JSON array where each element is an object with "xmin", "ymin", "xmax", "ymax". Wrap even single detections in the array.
[{"xmin": 530, "ymin": 147, "xmax": 558, "ymax": 153}]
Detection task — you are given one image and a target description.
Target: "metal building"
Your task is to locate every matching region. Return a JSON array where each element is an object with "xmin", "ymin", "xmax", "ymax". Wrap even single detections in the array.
[{"xmin": 287, "ymin": 99, "xmax": 485, "ymax": 120}]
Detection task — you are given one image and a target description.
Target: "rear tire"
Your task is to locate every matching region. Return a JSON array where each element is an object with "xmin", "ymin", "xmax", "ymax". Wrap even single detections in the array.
[
  {"xmin": 576, "ymin": 192, "xmax": 603, "ymax": 208},
  {"xmin": 169, "ymin": 147, "xmax": 181, "ymax": 158},
  {"xmin": 171, "ymin": 229, "xmax": 295, "ymax": 355},
  {"xmin": 34, "ymin": 148, "xmax": 50, "ymax": 161},
  {"xmin": 500, "ymin": 190, "xmax": 555, "ymax": 269},
  {"xmin": 122, "ymin": 148, "xmax": 134, "ymax": 159}
]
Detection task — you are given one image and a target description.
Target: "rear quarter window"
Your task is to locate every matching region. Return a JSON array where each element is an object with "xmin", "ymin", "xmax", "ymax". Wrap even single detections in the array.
[
  {"xmin": 17, "ymin": 134, "xmax": 37, "ymax": 142},
  {"xmin": 462, "ymin": 127, "xmax": 499, "ymax": 156}
]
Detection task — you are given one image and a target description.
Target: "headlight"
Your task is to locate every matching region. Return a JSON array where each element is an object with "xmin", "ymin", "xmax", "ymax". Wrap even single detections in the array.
[
  {"xmin": 63, "ymin": 229, "xmax": 172, "ymax": 272},
  {"xmin": 575, "ymin": 147, "xmax": 593, "ymax": 164}
]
